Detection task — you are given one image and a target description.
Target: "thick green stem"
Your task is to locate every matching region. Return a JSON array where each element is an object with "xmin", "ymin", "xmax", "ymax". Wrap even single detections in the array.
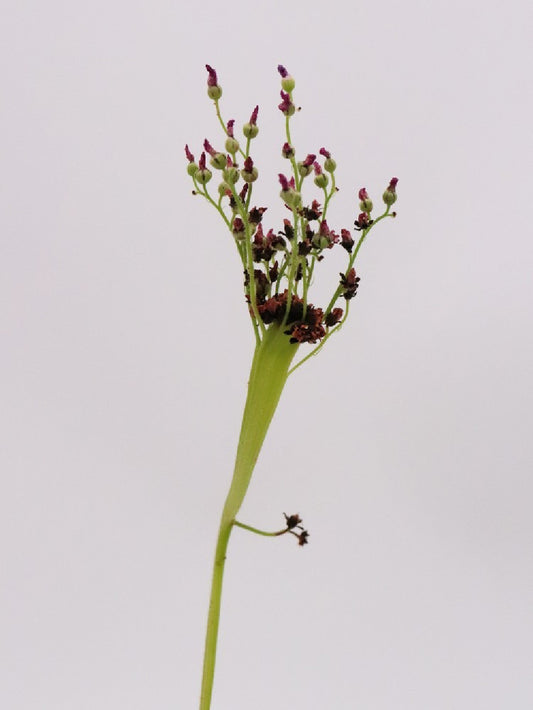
[{"xmin": 199, "ymin": 324, "xmax": 299, "ymax": 710}]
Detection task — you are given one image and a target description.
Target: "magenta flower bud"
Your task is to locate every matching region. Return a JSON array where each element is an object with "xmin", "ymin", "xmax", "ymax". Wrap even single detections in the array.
[
  {"xmin": 358, "ymin": 187, "xmax": 373, "ymax": 212},
  {"xmin": 298, "ymin": 154, "xmax": 316, "ymax": 178},
  {"xmin": 249, "ymin": 105, "xmax": 259, "ymax": 125},
  {"xmin": 232, "ymin": 217, "xmax": 245, "ymax": 241},
  {"xmin": 340, "ymin": 228, "xmax": 355, "ymax": 253},
  {"xmin": 205, "ymin": 64, "xmax": 222, "ymax": 100},
  {"xmin": 203, "ymin": 139, "xmax": 216, "ymax": 157},
  {"xmin": 278, "ymin": 173, "xmax": 290, "ymax": 192},
  {"xmin": 203, "ymin": 139, "xmax": 226, "ymax": 170},
  {"xmin": 321, "ymin": 148, "xmax": 336, "ymax": 173},
  {"xmin": 241, "ymin": 156, "xmax": 258, "ymax": 183},
  {"xmin": 243, "ymin": 106, "xmax": 260, "ymax": 139},
  {"xmin": 206, "ymin": 64, "xmax": 218, "ymax": 86},
  {"xmin": 383, "ymin": 177, "xmax": 398, "ymax": 206},
  {"xmin": 319, "ymin": 220, "xmax": 331, "ymax": 237},
  {"xmin": 278, "ymin": 91, "xmax": 295, "ymax": 116},
  {"xmin": 196, "ymin": 152, "xmax": 212, "ymax": 184},
  {"xmin": 312, "ymin": 220, "xmax": 333, "ymax": 250},
  {"xmin": 185, "ymin": 144, "xmax": 198, "ymax": 177},
  {"xmin": 277, "ymin": 64, "xmax": 295, "ymax": 92},
  {"xmin": 281, "ymin": 142, "xmax": 294, "ymax": 159},
  {"xmin": 224, "ymin": 122, "xmax": 239, "ymax": 154},
  {"xmin": 354, "ymin": 212, "xmax": 371, "ymax": 231},
  {"xmin": 313, "ymin": 161, "xmax": 328, "ymax": 188}
]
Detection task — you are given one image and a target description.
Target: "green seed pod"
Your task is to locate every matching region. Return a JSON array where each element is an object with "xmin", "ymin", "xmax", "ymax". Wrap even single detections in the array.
[
  {"xmin": 324, "ymin": 157, "xmax": 337, "ymax": 173},
  {"xmin": 187, "ymin": 162, "xmax": 199, "ymax": 177},
  {"xmin": 218, "ymin": 181, "xmax": 231, "ymax": 196}
]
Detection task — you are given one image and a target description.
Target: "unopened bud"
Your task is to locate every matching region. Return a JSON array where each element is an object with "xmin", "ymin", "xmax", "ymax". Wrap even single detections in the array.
[
  {"xmin": 383, "ymin": 177, "xmax": 398, "ymax": 206},
  {"xmin": 281, "ymin": 142, "xmax": 294, "ymax": 159},
  {"xmin": 225, "ymin": 137, "xmax": 240, "ymax": 154},
  {"xmin": 206, "ymin": 64, "xmax": 222, "ymax": 100},
  {"xmin": 209, "ymin": 153, "xmax": 227, "ymax": 170},
  {"xmin": 277, "ymin": 65, "xmax": 295, "ymax": 92},
  {"xmin": 314, "ymin": 172, "xmax": 328, "ymax": 188},
  {"xmin": 218, "ymin": 181, "xmax": 231, "ymax": 196},
  {"xmin": 243, "ymin": 122, "xmax": 259, "ymax": 139},
  {"xmin": 223, "ymin": 166, "xmax": 240, "ymax": 184},
  {"xmin": 196, "ymin": 168, "xmax": 212, "ymax": 184},
  {"xmin": 323, "ymin": 157, "xmax": 337, "ymax": 173},
  {"xmin": 241, "ymin": 156, "xmax": 258, "ymax": 183}
]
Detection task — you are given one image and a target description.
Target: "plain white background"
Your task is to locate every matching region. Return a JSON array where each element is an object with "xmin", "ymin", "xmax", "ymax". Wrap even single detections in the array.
[{"xmin": 1, "ymin": 1, "xmax": 532, "ymax": 708}]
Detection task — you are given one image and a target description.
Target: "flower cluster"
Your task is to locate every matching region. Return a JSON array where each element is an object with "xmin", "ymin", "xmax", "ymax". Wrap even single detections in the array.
[{"xmin": 185, "ymin": 64, "xmax": 398, "ymax": 351}]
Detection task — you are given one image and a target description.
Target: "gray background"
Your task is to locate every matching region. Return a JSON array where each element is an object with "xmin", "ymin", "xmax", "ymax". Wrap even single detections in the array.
[{"xmin": 1, "ymin": 1, "xmax": 532, "ymax": 708}]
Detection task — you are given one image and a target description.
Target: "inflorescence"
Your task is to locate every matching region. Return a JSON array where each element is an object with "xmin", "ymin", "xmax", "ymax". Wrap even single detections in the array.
[{"xmin": 185, "ymin": 64, "xmax": 398, "ymax": 351}]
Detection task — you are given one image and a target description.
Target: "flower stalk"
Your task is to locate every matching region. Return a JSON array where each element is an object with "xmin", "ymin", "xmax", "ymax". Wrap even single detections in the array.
[{"xmin": 199, "ymin": 324, "xmax": 299, "ymax": 710}]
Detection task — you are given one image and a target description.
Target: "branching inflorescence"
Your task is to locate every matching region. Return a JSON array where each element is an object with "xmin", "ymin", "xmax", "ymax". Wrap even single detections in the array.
[
  {"xmin": 187, "ymin": 64, "xmax": 398, "ymax": 710},
  {"xmin": 186, "ymin": 64, "xmax": 398, "ymax": 373}
]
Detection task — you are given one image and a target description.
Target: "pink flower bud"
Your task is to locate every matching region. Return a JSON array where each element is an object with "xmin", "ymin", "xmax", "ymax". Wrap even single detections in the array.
[{"xmin": 205, "ymin": 64, "xmax": 218, "ymax": 87}]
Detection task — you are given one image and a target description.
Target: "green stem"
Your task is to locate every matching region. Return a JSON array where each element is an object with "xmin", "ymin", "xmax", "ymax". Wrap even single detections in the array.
[
  {"xmin": 199, "ymin": 324, "xmax": 299, "ymax": 710},
  {"xmin": 234, "ymin": 520, "xmax": 287, "ymax": 537}
]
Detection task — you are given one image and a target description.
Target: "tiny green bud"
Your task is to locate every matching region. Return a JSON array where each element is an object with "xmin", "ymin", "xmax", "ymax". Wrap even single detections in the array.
[
  {"xmin": 359, "ymin": 198, "xmax": 373, "ymax": 212},
  {"xmin": 243, "ymin": 123, "xmax": 259, "ymax": 139},
  {"xmin": 281, "ymin": 76, "xmax": 295, "ymax": 92},
  {"xmin": 207, "ymin": 85, "xmax": 222, "ymax": 101},
  {"xmin": 383, "ymin": 177, "xmax": 398, "ymax": 206},
  {"xmin": 314, "ymin": 173, "xmax": 328, "ymax": 189},
  {"xmin": 241, "ymin": 156, "xmax": 258, "ymax": 183},
  {"xmin": 241, "ymin": 167, "xmax": 258, "ymax": 183},
  {"xmin": 382, "ymin": 190, "xmax": 397, "ymax": 206},
  {"xmin": 225, "ymin": 137, "xmax": 240, "ymax": 154},
  {"xmin": 196, "ymin": 168, "xmax": 212, "ymax": 184},
  {"xmin": 323, "ymin": 157, "xmax": 337, "ymax": 173},
  {"xmin": 187, "ymin": 162, "xmax": 199, "ymax": 177},
  {"xmin": 209, "ymin": 152, "xmax": 228, "ymax": 170},
  {"xmin": 223, "ymin": 166, "xmax": 240, "ymax": 184},
  {"xmin": 298, "ymin": 163, "xmax": 313, "ymax": 178},
  {"xmin": 218, "ymin": 181, "xmax": 231, "ymax": 196}
]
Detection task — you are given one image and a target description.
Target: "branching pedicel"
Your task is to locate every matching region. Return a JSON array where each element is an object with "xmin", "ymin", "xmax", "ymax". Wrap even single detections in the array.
[{"xmin": 186, "ymin": 64, "xmax": 398, "ymax": 710}]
